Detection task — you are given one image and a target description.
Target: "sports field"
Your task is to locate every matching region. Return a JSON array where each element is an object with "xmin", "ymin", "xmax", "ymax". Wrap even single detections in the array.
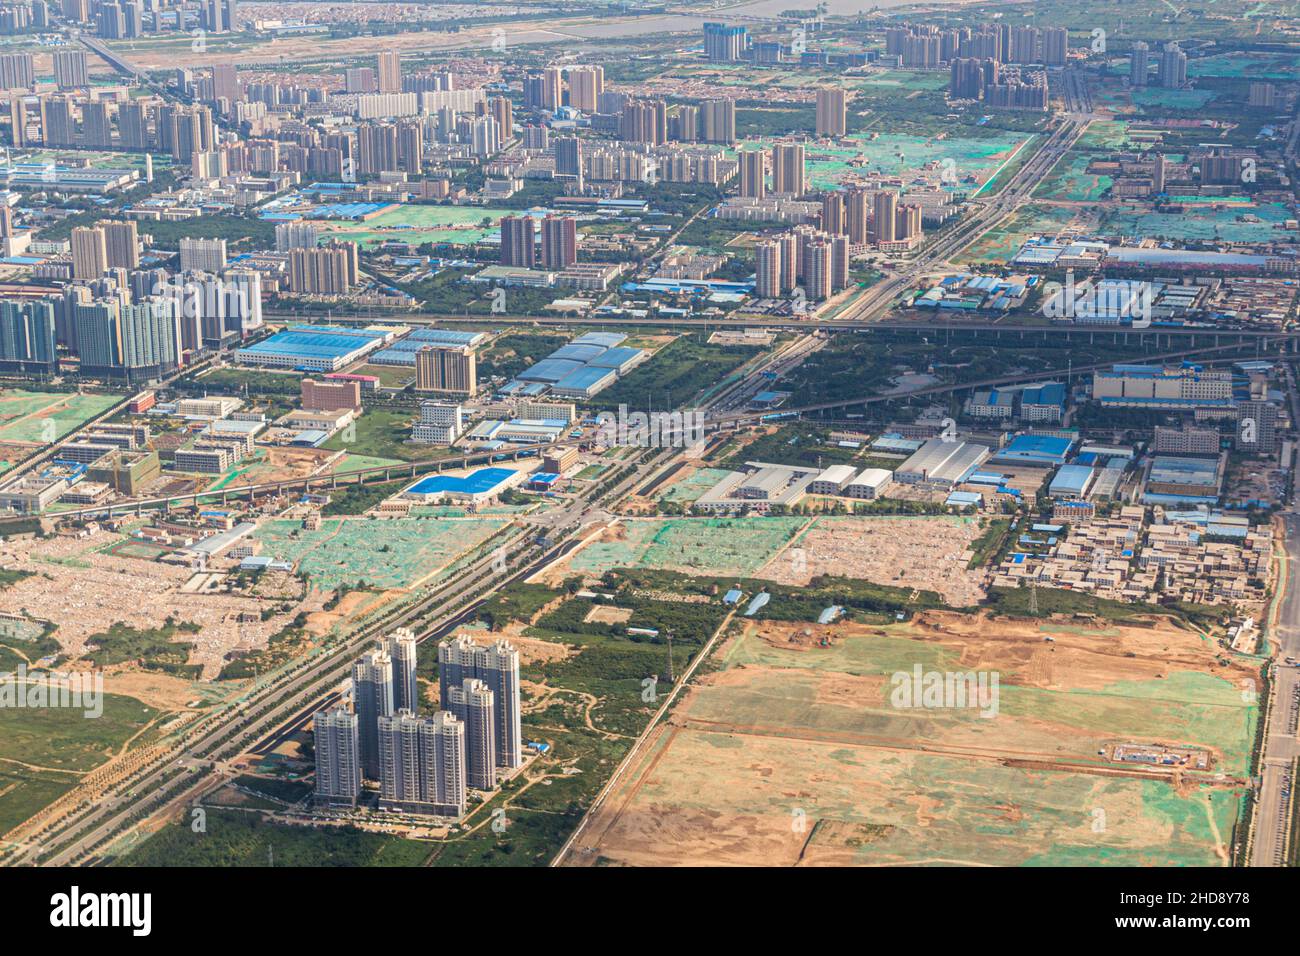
[
  {"xmin": 0, "ymin": 390, "xmax": 119, "ymax": 445},
  {"xmin": 99, "ymin": 539, "xmax": 170, "ymax": 561},
  {"xmin": 252, "ymin": 515, "xmax": 508, "ymax": 591},
  {"xmin": 567, "ymin": 611, "xmax": 1255, "ymax": 867}
]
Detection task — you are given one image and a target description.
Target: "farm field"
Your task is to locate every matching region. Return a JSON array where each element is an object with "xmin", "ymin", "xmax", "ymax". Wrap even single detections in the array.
[{"xmin": 566, "ymin": 611, "xmax": 1255, "ymax": 867}]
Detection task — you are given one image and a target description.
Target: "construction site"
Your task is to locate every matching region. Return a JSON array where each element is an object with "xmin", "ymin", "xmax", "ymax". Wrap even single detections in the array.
[
  {"xmin": 564, "ymin": 609, "xmax": 1256, "ymax": 867},
  {"xmin": 758, "ymin": 515, "xmax": 990, "ymax": 607},
  {"xmin": 546, "ymin": 514, "xmax": 990, "ymax": 606},
  {"xmin": 251, "ymin": 514, "xmax": 509, "ymax": 592}
]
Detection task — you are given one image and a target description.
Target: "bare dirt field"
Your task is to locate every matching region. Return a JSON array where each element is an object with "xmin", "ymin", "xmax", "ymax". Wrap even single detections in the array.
[
  {"xmin": 564, "ymin": 610, "xmax": 1255, "ymax": 867},
  {"xmin": 303, "ymin": 589, "xmax": 389, "ymax": 637},
  {"xmin": 585, "ymin": 605, "xmax": 634, "ymax": 625},
  {"xmin": 758, "ymin": 515, "xmax": 989, "ymax": 606},
  {"xmin": 101, "ymin": 671, "xmax": 205, "ymax": 712}
]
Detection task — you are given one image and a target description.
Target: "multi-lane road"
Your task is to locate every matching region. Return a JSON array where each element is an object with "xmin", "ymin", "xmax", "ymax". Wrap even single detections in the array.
[
  {"xmin": 1249, "ymin": 361, "xmax": 1300, "ymax": 866},
  {"xmin": 1252, "ymin": 513, "xmax": 1300, "ymax": 866}
]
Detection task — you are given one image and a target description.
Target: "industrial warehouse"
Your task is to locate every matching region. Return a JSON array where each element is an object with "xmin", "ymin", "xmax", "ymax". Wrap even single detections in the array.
[
  {"xmin": 502, "ymin": 331, "xmax": 648, "ymax": 400},
  {"xmin": 235, "ymin": 325, "xmax": 395, "ymax": 371}
]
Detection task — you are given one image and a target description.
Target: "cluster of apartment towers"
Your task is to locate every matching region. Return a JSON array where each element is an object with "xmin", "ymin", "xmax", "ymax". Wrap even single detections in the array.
[
  {"xmin": 313, "ymin": 630, "xmax": 522, "ymax": 819},
  {"xmin": 750, "ymin": 183, "xmax": 921, "ymax": 302}
]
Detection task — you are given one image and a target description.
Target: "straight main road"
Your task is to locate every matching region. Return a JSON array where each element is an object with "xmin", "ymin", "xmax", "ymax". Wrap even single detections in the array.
[{"xmin": 1251, "ymin": 512, "xmax": 1300, "ymax": 866}]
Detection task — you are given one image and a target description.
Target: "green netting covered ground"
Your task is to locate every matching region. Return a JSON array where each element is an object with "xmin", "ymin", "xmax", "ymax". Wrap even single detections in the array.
[
  {"xmin": 968, "ymin": 203, "xmax": 1083, "ymax": 263},
  {"xmin": 327, "ymin": 204, "xmax": 522, "ymax": 248},
  {"xmin": 568, "ymin": 517, "xmax": 807, "ymax": 577},
  {"xmin": 739, "ymin": 130, "xmax": 1028, "ymax": 191},
  {"xmin": 1099, "ymin": 201, "xmax": 1292, "ymax": 244},
  {"xmin": 252, "ymin": 516, "xmax": 507, "ymax": 591},
  {"xmin": 1189, "ymin": 51, "xmax": 1300, "ymax": 79},
  {"xmin": 657, "ymin": 468, "xmax": 731, "ymax": 503},
  {"xmin": 1078, "ymin": 120, "xmax": 1141, "ymax": 149},
  {"xmin": 1131, "ymin": 87, "xmax": 1219, "ymax": 110},
  {"xmin": 1033, "ymin": 152, "xmax": 1113, "ymax": 202}
]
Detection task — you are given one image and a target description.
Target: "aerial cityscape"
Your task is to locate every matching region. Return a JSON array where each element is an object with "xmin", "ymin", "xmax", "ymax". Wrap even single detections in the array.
[{"xmin": 0, "ymin": 0, "xmax": 1297, "ymax": 891}]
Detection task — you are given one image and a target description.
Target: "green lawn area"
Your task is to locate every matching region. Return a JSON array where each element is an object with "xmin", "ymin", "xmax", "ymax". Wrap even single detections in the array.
[
  {"xmin": 319, "ymin": 408, "xmax": 450, "ymax": 463},
  {"xmin": 121, "ymin": 809, "xmax": 431, "ymax": 866},
  {"xmin": 0, "ymin": 690, "xmax": 161, "ymax": 833}
]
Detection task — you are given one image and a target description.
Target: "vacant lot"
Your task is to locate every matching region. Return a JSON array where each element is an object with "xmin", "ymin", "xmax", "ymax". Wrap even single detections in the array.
[
  {"xmin": 567, "ymin": 610, "xmax": 1254, "ymax": 867},
  {"xmin": 0, "ymin": 390, "xmax": 118, "ymax": 446},
  {"xmin": 0, "ymin": 691, "xmax": 160, "ymax": 837},
  {"xmin": 759, "ymin": 515, "xmax": 989, "ymax": 607}
]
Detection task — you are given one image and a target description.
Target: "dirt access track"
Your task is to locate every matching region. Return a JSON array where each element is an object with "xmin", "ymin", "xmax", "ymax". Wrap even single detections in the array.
[{"xmin": 563, "ymin": 609, "xmax": 1257, "ymax": 867}]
